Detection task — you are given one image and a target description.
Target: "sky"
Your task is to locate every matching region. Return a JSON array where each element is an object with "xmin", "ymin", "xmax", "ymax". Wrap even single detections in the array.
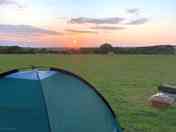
[{"xmin": 0, "ymin": 0, "xmax": 175, "ymax": 47}]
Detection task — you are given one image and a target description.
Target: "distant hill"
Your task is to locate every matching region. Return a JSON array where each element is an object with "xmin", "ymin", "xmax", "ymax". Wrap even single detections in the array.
[{"xmin": 113, "ymin": 45, "xmax": 176, "ymax": 55}]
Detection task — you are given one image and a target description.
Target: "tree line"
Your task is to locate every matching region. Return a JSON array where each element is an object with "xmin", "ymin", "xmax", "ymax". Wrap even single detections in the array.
[
  {"xmin": 0, "ymin": 44, "xmax": 175, "ymax": 54},
  {"xmin": 79, "ymin": 44, "xmax": 175, "ymax": 55}
]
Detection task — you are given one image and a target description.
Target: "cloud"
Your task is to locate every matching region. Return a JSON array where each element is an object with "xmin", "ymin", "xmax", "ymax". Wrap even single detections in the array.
[
  {"xmin": 126, "ymin": 9, "xmax": 149, "ymax": 25},
  {"xmin": 69, "ymin": 17, "xmax": 125, "ymax": 24},
  {"xmin": 91, "ymin": 26, "xmax": 125, "ymax": 30},
  {"xmin": 0, "ymin": 24, "xmax": 62, "ymax": 35},
  {"xmin": 0, "ymin": 0, "xmax": 13, "ymax": 5},
  {"xmin": 66, "ymin": 29, "xmax": 98, "ymax": 34},
  {"xmin": 0, "ymin": 0, "xmax": 21, "ymax": 7},
  {"xmin": 126, "ymin": 18, "xmax": 149, "ymax": 25},
  {"xmin": 0, "ymin": 40, "xmax": 19, "ymax": 46},
  {"xmin": 127, "ymin": 8, "xmax": 140, "ymax": 14}
]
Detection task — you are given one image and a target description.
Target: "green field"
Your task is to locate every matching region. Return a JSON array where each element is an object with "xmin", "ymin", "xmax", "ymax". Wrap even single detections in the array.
[{"xmin": 0, "ymin": 54, "xmax": 176, "ymax": 132}]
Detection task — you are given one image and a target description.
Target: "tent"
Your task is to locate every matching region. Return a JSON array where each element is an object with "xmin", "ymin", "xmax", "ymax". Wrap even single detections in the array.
[{"xmin": 0, "ymin": 67, "xmax": 123, "ymax": 132}]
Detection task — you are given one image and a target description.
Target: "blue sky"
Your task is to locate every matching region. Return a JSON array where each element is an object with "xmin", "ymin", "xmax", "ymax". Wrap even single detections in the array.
[
  {"xmin": 0, "ymin": 0, "xmax": 175, "ymax": 47},
  {"xmin": 35, "ymin": 0, "xmax": 175, "ymax": 17}
]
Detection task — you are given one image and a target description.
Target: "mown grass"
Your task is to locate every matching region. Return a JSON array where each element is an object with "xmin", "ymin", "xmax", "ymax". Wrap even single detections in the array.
[{"xmin": 0, "ymin": 54, "xmax": 176, "ymax": 132}]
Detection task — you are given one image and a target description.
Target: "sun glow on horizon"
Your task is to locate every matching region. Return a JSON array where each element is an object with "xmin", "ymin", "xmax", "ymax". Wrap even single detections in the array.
[{"xmin": 0, "ymin": 0, "xmax": 175, "ymax": 47}]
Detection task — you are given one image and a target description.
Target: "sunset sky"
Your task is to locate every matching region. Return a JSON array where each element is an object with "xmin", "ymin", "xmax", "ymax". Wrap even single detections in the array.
[{"xmin": 0, "ymin": 0, "xmax": 175, "ymax": 47}]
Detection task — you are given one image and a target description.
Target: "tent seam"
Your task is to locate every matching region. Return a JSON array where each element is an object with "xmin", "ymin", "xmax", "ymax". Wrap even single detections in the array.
[{"xmin": 35, "ymin": 70, "xmax": 52, "ymax": 132}]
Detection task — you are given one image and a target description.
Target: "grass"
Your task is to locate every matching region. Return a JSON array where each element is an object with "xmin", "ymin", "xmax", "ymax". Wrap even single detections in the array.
[{"xmin": 0, "ymin": 54, "xmax": 176, "ymax": 132}]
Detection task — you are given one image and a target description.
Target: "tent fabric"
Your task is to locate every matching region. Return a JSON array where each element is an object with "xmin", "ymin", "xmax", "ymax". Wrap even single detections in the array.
[
  {"xmin": 0, "ymin": 78, "xmax": 50, "ymax": 132},
  {"xmin": 0, "ymin": 68, "xmax": 123, "ymax": 132},
  {"xmin": 6, "ymin": 70, "xmax": 57, "ymax": 80}
]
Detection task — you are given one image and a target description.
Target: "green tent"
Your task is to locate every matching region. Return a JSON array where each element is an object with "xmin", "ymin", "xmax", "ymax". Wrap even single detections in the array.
[{"xmin": 0, "ymin": 67, "xmax": 123, "ymax": 132}]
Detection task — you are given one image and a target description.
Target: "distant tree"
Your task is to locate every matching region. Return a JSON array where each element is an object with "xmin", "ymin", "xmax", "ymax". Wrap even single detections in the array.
[
  {"xmin": 100, "ymin": 43, "xmax": 113, "ymax": 50},
  {"xmin": 99, "ymin": 43, "xmax": 113, "ymax": 54}
]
